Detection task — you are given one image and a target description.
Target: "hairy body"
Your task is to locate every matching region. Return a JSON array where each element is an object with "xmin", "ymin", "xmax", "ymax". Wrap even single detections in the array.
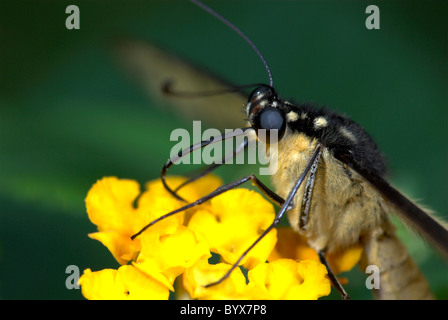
[{"xmin": 266, "ymin": 100, "xmax": 434, "ymax": 299}]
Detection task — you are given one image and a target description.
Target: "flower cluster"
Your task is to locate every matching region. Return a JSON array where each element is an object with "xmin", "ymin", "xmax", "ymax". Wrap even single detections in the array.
[{"xmin": 79, "ymin": 175, "xmax": 362, "ymax": 300}]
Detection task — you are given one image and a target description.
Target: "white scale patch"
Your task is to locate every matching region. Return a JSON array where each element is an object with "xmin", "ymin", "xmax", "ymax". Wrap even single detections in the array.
[
  {"xmin": 286, "ymin": 111, "xmax": 299, "ymax": 122},
  {"xmin": 313, "ymin": 117, "xmax": 328, "ymax": 129},
  {"xmin": 339, "ymin": 126, "xmax": 357, "ymax": 143}
]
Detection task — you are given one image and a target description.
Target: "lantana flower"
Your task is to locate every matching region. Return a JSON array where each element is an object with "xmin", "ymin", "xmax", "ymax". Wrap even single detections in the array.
[{"xmin": 79, "ymin": 175, "xmax": 362, "ymax": 300}]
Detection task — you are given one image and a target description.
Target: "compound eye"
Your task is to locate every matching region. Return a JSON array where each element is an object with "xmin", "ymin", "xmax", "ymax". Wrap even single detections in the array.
[{"xmin": 254, "ymin": 107, "xmax": 286, "ymax": 143}]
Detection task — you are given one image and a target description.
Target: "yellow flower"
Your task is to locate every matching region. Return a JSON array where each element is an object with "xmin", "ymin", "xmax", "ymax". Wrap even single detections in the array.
[
  {"xmin": 182, "ymin": 257, "xmax": 331, "ymax": 300},
  {"xmin": 183, "ymin": 258, "xmax": 248, "ymax": 300},
  {"xmin": 85, "ymin": 177, "xmax": 143, "ymax": 265},
  {"xmin": 269, "ymin": 227, "xmax": 363, "ymax": 275},
  {"xmin": 80, "ymin": 174, "xmax": 359, "ymax": 300},
  {"xmin": 135, "ymin": 225, "xmax": 210, "ymax": 288},
  {"xmin": 85, "ymin": 176, "xmax": 221, "ymax": 265},
  {"xmin": 79, "ymin": 266, "xmax": 169, "ymax": 300},
  {"xmin": 246, "ymin": 259, "xmax": 331, "ymax": 300},
  {"xmin": 187, "ymin": 189, "xmax": 277, "ymax": 269}
]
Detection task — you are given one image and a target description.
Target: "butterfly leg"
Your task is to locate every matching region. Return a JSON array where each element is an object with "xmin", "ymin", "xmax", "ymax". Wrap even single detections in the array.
[
  {"xmin": 161, "ymin": 127, "xmax": 254, "ymax": 201},
  {"xmin": 205, "ymin": 144, "xmax": 323, "ymax": 287},
  {"xmin": 170, "ymin": 134, "xmax": 251, "ymax": 198},
  {"xmin": 295, "ymin": 148, "xmax": 350, "ymax": 299},
  {"xmin": 318, "ymin": 250, "xmax": 350, "ymax": 300},
  {"xmin": 298, "ymin": 145, "xmax": 321, "ymax": 231},
  {"xmin": 131, "ymin": 173, "xmax": 285, "ymax": 240}
]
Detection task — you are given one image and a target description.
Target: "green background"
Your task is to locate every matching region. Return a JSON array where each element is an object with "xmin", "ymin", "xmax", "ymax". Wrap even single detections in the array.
[{"xmin": 0, "ymin": 0, "xmax": 446, "ymax": 299}]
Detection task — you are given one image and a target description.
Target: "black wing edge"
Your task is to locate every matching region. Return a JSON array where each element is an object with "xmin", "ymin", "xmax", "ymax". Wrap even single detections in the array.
[{"xmin": 342, "ymin": 157, "xmax": 448, "ymax": 259}]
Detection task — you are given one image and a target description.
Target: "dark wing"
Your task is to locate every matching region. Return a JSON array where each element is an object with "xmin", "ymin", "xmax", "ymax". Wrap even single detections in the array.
[
  {"xmin": 114, "ymin": 39, "xmax": 247, "ymax": 130},
  {"xmin": 343, "ymin": 157, "xmax": 448, "ymax": 259}
]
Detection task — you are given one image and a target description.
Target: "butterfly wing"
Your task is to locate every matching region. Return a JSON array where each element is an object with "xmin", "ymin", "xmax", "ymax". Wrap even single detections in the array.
[
  {"xmin": 343, "ymin": 157, "xmax": 448, "ymax": 259},
  {"xmin": 114, "ymin": 39, "xmax": 247, "ymax": 130}
]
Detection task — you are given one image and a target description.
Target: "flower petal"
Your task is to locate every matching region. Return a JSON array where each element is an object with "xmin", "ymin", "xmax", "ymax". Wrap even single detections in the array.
[
  {"xmin": 268, "ymin": 227, "xmax": 317, "ymax": 262},
  {"xmin": 88, "ymin": 231, "xmax": 139, "ymax": 265},
  {"xmin": 85, "ymin": 177, "xmax": 140, "ymax": 235},
  {"xmin": 79, "ymin": 266, "xmax": 170, "ymax": 300},
  {"xmin": 144, "ymin": 175, "xmax": 223, "ymax": 203},
  {"xmin": 183, "ymin": 258, "xmax": 248, "ymax": 300},
  {"xmin": 138, "ymin": 225, "xmax": 211, "ymax": 283},
  {"xmin": 269, "ymin": 227, "xmax": 363, "ymax": 275},
  {"xmin": 132, "ymin": 260, "xmax": 174, "ymax": 291},
  {"xmin": 326, "ymin": 243, "xmax": 363, "ymax": 275},
  {"xmin": 85, "ymin": 176, "xmax": 190, "ymax": 264},
  {"xmin": 188, "ymin": 189, "xmax": 277, "ymax": 269},
  {"xmin": 247, "ymin": 259, "xmax": 331, "ymax": 300}
]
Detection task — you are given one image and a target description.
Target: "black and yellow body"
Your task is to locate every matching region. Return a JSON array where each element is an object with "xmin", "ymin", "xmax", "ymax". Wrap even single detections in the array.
[
  {"xmin": 133, "ymin": 80, "xmax": 447, "ymax": 299},
  {"xmin": 246, "ymin": 85, "xmax": 440, "ymax": 299},
  {"xmin": 124, "ymin": 1, "xmax": 448, "ymax": 300}
]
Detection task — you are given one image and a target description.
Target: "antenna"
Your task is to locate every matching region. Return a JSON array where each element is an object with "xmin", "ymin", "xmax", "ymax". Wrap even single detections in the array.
[{"xmin": 190, "ymin": 0, "xmax": 274, "ymax": 87}]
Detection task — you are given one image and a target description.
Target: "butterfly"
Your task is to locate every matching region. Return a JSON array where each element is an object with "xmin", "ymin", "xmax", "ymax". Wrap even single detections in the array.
[{"xmin": 115, "ymin": 0, "xmax": 448, "ymax": 299}]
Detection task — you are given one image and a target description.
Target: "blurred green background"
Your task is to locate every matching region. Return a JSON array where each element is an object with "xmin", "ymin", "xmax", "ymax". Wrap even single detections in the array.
[{"xmin": 0, "ymin": 0, "xmax": 446, "ymax": 299}]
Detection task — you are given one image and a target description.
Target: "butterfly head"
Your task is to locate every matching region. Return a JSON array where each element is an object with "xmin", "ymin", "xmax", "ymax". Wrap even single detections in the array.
[{"xmin": 246, "ymin": 85, "xmax": 286, "ymax": 144}]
